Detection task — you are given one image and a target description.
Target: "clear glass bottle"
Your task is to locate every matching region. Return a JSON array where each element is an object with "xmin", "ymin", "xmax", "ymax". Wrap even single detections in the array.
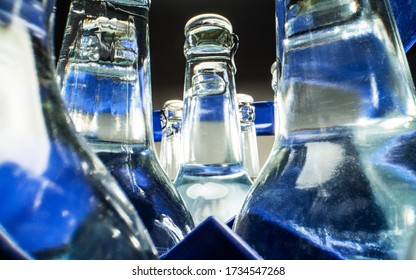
[
  {"xmin": 237, "ymin": 93, "xmax": 260, "ymax": 180},
  {"xmin": 234, "ymin": 0, "xmax": 416, "ymax": 260},
  {"xmin": 159, "ymin": 99, "xmax": 184, "ymax": 181},
  {"xmin": 174, "ymin": 14, "xmax": 253, "ymax": 225},
  {"xmin": 56, "ymin": 0, "xmax": 194, "ymax": 255},
  {"xmin": 0, "ymin": 0, "xmax": 157, "ymax": 260}
]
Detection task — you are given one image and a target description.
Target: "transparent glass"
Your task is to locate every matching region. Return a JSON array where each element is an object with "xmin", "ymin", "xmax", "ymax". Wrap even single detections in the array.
[
  {"xmin": 159, "ymin": 100, "xmax": 184, "ymax": 181},
  {"xmin": 237, "ymin": 93, "xmax": 260, "ymax": 180},
  {"xmin": 0, "ymin": 0, "xmax": 157, "ymax": 260},
  {"xmin": 174, "ymin": 14, "xmax": 253, "ymax": 225},
  {"xmin": 234, "ymin": 0, "xmax": 416, "ymax": 259},
  {"xmin": 56, "ymin": 0, "xmax": 194, "ymax": 255}
]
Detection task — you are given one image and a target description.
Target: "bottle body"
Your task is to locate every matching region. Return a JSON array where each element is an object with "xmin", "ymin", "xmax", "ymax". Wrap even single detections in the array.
[
  {"xmin": 175, "ymin": 14, "xmax": 253, "ymax": 225},
  {"xmin": 234, "ymin": 0, "xmax": 416, "ymax": 259},
  {"xmin": 175, "ymin": 163, "xmax": 252, "ymax": 225},
  {"xmin": 0, "ymin": 0, "xmax": 157, "ymax": 259},
  {"xmin": 57, "ymin": 0, "xmax": 194, "ymax": 254},
  {"xmin": 236, "ymin": 123, "xmax": 416, "ymax": 259}
]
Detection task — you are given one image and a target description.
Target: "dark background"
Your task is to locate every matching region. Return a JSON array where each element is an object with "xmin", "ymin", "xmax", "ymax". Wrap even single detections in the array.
[
  {"xmin": 54, "ymin": 0, "xmax": 416, "ymax": 110},
  {"xmin": 54, "ymin": 0, "xmax": 416, "ymax": 164}
]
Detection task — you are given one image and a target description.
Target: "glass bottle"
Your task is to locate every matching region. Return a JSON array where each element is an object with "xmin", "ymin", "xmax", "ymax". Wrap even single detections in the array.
[
  {"xmin": 234, "ymin": 0, "xmax": 416, "ymax": 260},
  {"xmin": 0, "ymin": 0, "xmax": 157, "ymax": 260},
  {"xmin": 159, "ymin": 99, "xmax": 184, "ymax": 181},
  {"xmin": 56, "ymin": 0, "xmax": 194, "ymax": 255},
  {"xmin": 237, "ymin": 93, "xmax": 260, "ymax": 180},
  {"xmin": 174, "ymin": 14, "xmax": 253, "ymax": 225}
]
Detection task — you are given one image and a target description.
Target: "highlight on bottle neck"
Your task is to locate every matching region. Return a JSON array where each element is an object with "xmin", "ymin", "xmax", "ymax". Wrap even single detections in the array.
[{"xmin": 270, "ymin": 60, "xmax": 279, "ymax": 93}]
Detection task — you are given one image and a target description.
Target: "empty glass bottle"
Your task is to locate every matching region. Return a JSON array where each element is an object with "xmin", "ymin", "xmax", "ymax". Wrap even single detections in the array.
[
  {"xmin": 56, "ymin": 0, "xmax": 194, "ymax": 255},
  {"xmin": 174, "ymin": 14, "xmax": 253, "ymax": 225},
  {"xmin": 234, "ymin": 0, "xmax": 416, "ymax": 260},
  {"xmin": 0, "ymin": 0, "xmax": 157, "ymax": 260},
  {"xmin": 237, "ymin": 93, "xmax": 260, "ymax": 180},
  {"xmin": 159, "ymin": 99, "xmax": 184, "ymax": 181}
]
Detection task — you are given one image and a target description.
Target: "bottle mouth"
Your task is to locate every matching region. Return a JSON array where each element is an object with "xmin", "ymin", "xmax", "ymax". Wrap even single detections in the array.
[
  {"xmin": 237, "ymin": 93, "xmax": 254, "ymax": 105},
  {"xmin": 183, "ymin": 14, "xmax": 238, "ymax": 62},
  {"xmin": 184, "ymin": 13, "xmax": 232, "ymax": 35},
  {"xmin": 160, "ymin": 100, "xmax": 183, "ymax": 130}
]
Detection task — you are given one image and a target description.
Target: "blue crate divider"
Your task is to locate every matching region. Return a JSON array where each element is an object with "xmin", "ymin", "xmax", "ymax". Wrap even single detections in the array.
[
  {"xmin": 160, "ymin": 216, "xmax": 263, "ymax": 260},
  {"xmin": 160, "ymin": 215, "xmax": 344, "ymax": 260},
  {"xmin": 153, "ymin": 101, "xmax": 275, "ymax": 142},
  {"xmin": 225, "ymin": 217, "xmax": 343, "ymax": 260}
]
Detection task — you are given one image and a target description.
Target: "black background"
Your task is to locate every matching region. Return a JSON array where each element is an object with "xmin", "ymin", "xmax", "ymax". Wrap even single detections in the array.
[{"xmin": 54, "ymin": 0, "xmax": 416, "ymax": 110}]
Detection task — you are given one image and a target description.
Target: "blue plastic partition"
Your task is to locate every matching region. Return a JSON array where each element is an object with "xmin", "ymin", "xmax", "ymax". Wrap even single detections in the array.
[{"xmin": 153, "ymin": 101, "xmax": 275, "ymax": 142}]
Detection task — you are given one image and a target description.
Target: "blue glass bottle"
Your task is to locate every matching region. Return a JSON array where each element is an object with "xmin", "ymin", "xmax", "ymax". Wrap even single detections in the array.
[
  {"xmin": 234, "ymin": 0, "xmax": 416, "ymax": 259},
  {"xmin": 174, "ymin": 14, "xmax": 253, "ymax": 225},
  {"xmin": 57, "ymin": 0, "xmax": 194, "ymax": 255},
  {"xmin": 0, "ymin": 0, "xmax": 157, "ymax": 260}
]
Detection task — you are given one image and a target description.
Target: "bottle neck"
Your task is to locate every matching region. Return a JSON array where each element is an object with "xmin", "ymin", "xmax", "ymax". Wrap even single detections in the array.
[
  {"xmin": 57, "ymin": 0, "xmax": 154, "ymax": 148},
  {"xmin": 241, "ymin": 123, "xmax": 260, "ymax": 179},
  {"xmin": 181, "ymin": 59, "xmax": 243, "ymax": 165},
  {"xmin": 160, "ymin": 130, "xmax": 182, "ymax": 181},
  {"xmin": 159, "ymin": 99, "xmax": 183, "ymax": 179},
  {"xmin": 276, "ymin": 0, "xmax": 416, "ymax": 140}
]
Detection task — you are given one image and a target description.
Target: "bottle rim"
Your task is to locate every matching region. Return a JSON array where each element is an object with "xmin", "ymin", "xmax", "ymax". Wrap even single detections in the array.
[{"xmin": 184, "ymin": 13, "xmax": 232, "ymax": 35}]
